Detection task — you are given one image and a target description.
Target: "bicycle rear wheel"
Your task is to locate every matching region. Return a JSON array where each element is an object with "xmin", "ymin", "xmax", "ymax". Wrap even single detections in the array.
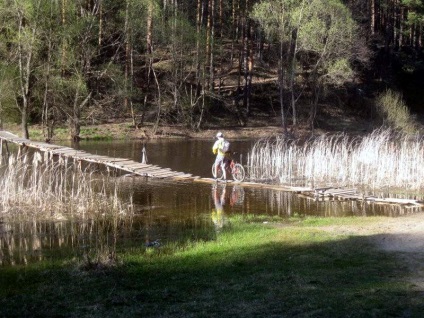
[
  {"xmin": 232, "ymin": 163, "xmax": 245, "ymax": 182},
  {"xmin": 212, "ymin": 163, "xmax": 224, "ymax": 180}
]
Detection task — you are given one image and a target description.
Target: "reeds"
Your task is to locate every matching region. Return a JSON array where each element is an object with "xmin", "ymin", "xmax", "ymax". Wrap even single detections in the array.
[
  {"xmin": 247, "ymin": 129, "xmax": 424, "ymax": 190},
  {"xmin": 0, "ymin": 151, "xmax": 133, "ymax": 218}
]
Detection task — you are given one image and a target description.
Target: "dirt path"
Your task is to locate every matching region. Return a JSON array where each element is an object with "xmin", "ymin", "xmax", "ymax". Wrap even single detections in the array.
[
  {"xmin": 326, "ymin": 213, "xmax": 424, "ymax": 291},
  {"xmin": 370, "ymin": 213, "xmax": 424, "ymax": 291}
]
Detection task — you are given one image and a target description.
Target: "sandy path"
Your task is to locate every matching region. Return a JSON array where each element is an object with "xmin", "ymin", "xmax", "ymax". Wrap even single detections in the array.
[
  {"xmin": 325, "ymin": 213, "xmax": 424, "ymax": 291},
  {"xmin": 369, "ymin": 213, "xmax": 424, "ymax": 291}
]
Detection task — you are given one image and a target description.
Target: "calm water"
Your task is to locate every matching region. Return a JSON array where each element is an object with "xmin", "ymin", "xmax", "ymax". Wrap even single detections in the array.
[{"xmin": 1, "ymin": 139, "xmax": 423, "ymax": 266}]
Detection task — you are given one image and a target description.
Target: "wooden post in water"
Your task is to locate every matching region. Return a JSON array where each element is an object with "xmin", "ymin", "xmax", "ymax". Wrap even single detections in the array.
[
  {"xmin": 2, "ymin": 140, "xmax": 10, "ymax": 159},
  {"xmin": 141, "ymin": 144, "xmax": 148, "ymax": 164}
]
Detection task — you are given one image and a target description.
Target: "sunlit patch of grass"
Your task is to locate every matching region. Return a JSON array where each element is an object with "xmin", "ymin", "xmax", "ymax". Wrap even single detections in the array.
[
  {"xmin": 298, "ymin": 216, "xmax": 385, "ymax": 227},
  {"xmin": 80, "ymin": 127, "xmax": 113, "ymax": 140}
]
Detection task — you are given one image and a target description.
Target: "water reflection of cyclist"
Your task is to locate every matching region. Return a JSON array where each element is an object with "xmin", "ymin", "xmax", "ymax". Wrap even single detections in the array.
[
  {"xmin": 212, "ymin": 184, "xmax": 227, "ymax": 230},
  {"xmin": 212, "ymin": 132, "xmax": 229, "ymax": 180}
]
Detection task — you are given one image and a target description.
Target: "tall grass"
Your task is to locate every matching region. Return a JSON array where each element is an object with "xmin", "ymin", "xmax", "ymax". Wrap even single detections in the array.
[
  {"xmin": 247, "ymin": 129, "xmax": 424, "ymax": 190},
  {"xmin": 0, "ymin": 151, "xmax": 133, "ymax": 218}
]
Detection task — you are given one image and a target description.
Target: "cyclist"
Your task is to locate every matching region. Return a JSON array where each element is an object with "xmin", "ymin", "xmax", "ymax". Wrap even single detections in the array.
[{"xmin": 212, "ymin": 132, "xmax": 229, "ymax": 180}]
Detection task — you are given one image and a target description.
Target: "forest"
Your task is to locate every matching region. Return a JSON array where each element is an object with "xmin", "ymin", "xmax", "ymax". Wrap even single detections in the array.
[{"xmin": 0, "ymin": 0, "xmax": 423, "ymax": 141}]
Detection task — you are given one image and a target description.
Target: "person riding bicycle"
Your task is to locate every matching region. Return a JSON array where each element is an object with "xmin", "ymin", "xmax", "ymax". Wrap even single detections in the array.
[{"xmin": 212, "ymin": 132, "xmax": 230, "ymax": 180}]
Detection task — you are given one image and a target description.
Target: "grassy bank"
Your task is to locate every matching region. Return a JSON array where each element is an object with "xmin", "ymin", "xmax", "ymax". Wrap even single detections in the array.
[{"xmin": 0, "ymin": 217, "xmax": 422, "ymax": 317}]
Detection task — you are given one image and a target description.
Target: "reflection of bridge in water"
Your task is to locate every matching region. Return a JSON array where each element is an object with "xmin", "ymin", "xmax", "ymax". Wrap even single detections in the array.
[{"xmin": 1, "ymin": 130, "xmax": 424, "ymax": 208}]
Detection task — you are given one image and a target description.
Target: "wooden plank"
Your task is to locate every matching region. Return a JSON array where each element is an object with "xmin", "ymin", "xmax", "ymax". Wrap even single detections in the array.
[
  {"xmin": 151, "ymin": 172, "xmax": 183, "ymax": 178},
  {"xmin": 172, "ymin": 175, "xmax": 200, "ymax": 180},
  {"xmin": 106, "ymin": 158, "xmax": 133, "ymax": 163},
  {"xmin": 52, "ymin": 148, "xmax": 85, "ymax": 154},
  {"xmin": 133, "ymin": 166, "xmax": 167, "ymax": 172},
  {"xmin": 119, "ymin": 161, "xmax": 150, "ymax": 169},
  {"xmin": 82, "ymin": 155, "xmax": 113, "ymax": 161},
  {"xmin": 314, "ymin": 187, "xmax": 333, "ymax": 193},
  {"xmin": 325, "ymin": 188, "xmax": 357, "ymax": 195},
  {"xmin": 52, "ymin": 149, "xmax": 88, "ymax": 156},
  {"xmin": 151, "ymin": 170, "xmax": 188, "ymax": 178},
  {"xmin": 83, "ymin": 154, "xmax": 122, "ymax": 161},
  {"xmin": 142, "ymin": 169, "xmax": 173, "ymax": 177},
  {"xmin": 121, "ymin": 163, "xmax": 150, "ymax": 169},
  {"xmin": 365, "ymin": 197, "xmax": 424, "ymax": 206}
]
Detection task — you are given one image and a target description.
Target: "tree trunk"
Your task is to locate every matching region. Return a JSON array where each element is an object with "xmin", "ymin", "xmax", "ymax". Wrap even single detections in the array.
[
  {"xmin": 279, "ymin": 42, "xmax": 286, "ymax": 133},
  {"xmin": 70, "ymin": 90, "xmax": 91, "ymax": 141},
  {"xmin": 16, "ymin": 3, "xmax": 39, "ymax": 140},
  {"xmin": 61, "ymin": 0, "xmax": 67, "ymax": 76},
  {"xmin": 370, "ymin": 0, "xmax": 375, "ymax": 35},
  {"xmin": 98, "ymin": 0, "xmax": 103, "ymax": 45},
  {"xmin": 288, "ymin": 28, "xmax": 298, "ymax": 128},
  {"xmin": 194, "ymin": 0, "xmax": 203, "ymax": 129},
  {"xmin": 124, "ymin": 0, "xmax": 136, "ymax": 127},
  {"xmin": 209, "ymin": 0, "xmax": 215, "ymax": 92},
  {"xmin": 309, "ymin": 81, "xmax": 320, "ymax": 132},
  {"xmin": 230, "ymin": 0, "xmax": 238, "ymax": 62},
  {"xmin": 152, "ymin": 65, "xmax": 162, "ymax": 135},
  {"xmin": 21, "ymin": 105, "xmax": 29, "ymax": 140},
  {"xmin": 242, "ymin": 4, "xmax": 248, "ymax": 115},
  {"xmin": 42, "ymin": 38, "xmax": 52, "ymax": 141}
]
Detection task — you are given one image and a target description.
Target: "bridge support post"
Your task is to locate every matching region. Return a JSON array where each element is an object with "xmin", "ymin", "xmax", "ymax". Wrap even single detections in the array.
[{"xmin": 0, "ymin": 139, "xmax": 10, "ymax": 162}]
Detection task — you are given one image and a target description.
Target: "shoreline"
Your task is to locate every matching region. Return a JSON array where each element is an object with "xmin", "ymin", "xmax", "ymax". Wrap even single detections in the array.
[{"xmin": 2, "ymin": 119, "xmax": 371, "ymax": 142}]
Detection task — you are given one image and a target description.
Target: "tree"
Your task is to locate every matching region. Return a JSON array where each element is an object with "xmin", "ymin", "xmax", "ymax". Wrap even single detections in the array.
[
  {"xmin": 1, "ymin": 0, "xmax": 44, "ymax": 139},
  {"xmin": 402, "ymin": 0, "xmax": 424, "ymax": 48},
  {"xmin": 251, "ymin": 0, "xmax": 302, "ymax": 132},
  {"xmin": 252, "ymin": 0, "xmax": 364, "ymax": 131},
  {"xmin": 296, "ymin": 0, "xmax": 363, "ymax": 129}
]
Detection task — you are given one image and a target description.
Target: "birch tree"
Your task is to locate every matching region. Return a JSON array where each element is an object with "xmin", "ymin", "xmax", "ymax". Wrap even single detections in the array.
[{"xmin": 2, "ymin": 0, "xmax": 44, "ymax": 139}]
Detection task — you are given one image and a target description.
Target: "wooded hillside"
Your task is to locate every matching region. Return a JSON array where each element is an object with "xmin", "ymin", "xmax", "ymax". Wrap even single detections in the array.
[{"xmin": 0, "ymin": 0, "xmax": 423, "ymax": 140}]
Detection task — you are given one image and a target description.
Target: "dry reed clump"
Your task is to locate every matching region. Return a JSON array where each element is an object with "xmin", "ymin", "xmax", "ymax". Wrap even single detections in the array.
[
  {"xmin": 0, "ymin": 151, "xmax": 134, "ymax": 218},
  {"xmin": 247, "ymin": 129, "xmax": 424, "ymax": 190}
]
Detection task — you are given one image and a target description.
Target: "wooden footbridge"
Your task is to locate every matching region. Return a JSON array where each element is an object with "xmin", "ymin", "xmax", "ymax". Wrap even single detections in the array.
[
  {"xmin": 0, "ymin": 131, "xmax": 197, "ymax": 180},
  {"xmin": 1, "ymin": 130, "xmax": 424, "ymax": 208}
]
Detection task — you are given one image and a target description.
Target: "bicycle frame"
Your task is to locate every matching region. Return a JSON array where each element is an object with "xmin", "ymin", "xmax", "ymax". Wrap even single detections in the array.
[{"xmin": 212, "ymin": 156, "xmax": 246, "ymax": 182}]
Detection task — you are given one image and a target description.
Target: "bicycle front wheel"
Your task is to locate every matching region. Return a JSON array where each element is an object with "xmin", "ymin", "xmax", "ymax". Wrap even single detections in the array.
[
  {"xmin": 232, "ymin": 163, "xmax": 245, "ymax": 182},
  {"xmin": 212, "ymin": 163, "xmax": 224, "ymax": 180}
]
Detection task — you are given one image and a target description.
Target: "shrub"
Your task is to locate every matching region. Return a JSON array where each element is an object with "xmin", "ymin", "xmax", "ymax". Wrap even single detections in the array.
[{"xmin": 375, "ymin": 89, "xmax": 417, "ymax": 133}]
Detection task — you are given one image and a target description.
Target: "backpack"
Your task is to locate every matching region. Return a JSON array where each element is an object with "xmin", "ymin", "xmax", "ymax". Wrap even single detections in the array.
[{"xmin": 221, "ymin": 140, "xmax": 230, "ymax": 153}]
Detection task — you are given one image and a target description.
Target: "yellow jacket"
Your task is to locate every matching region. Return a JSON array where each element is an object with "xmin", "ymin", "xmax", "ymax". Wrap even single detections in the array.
[{"xmin": 212, "ymin": 139, "xmax": 226, "ymax": 156}]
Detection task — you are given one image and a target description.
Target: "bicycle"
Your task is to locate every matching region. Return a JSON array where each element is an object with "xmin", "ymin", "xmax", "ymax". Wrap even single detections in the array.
[{"xmin": 212, "ymin": 153, "xmax": 246, "ymax": 182}]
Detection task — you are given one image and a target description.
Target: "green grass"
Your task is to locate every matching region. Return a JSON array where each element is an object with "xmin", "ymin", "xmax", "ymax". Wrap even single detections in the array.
[
  {"xmin": 0, "ymin": 217, "xmax": 422, "ymax": 317},
  {"xmin": 3, "ymin": 124, "xmax": 115, "ymax": 141}
]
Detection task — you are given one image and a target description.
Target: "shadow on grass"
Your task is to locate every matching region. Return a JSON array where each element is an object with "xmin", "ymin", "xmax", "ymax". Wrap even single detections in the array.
[{"xmin": 1, "ymin": 228, "xmax": 423, "ymax": 318}]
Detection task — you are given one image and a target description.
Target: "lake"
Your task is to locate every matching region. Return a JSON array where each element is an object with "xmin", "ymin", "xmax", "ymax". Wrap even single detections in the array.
[{"xmin": 1, "ymin": 138, "xmax": 422, "ymax": 266}]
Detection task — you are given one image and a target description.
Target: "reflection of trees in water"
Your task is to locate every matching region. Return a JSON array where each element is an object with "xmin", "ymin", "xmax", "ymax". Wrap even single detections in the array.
[
  {"xmin": 0, "ymin": 207, "xmax": 219, "ymax": 267},
  {"xmin": 0, "ymin": 214, "xmax": 134, "ymax": 267}
]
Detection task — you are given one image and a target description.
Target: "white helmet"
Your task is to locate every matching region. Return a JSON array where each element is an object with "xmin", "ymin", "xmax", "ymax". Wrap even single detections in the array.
[{"xmin": 216, "ymin": 132, "xmax": 223, "ymax": 138}]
